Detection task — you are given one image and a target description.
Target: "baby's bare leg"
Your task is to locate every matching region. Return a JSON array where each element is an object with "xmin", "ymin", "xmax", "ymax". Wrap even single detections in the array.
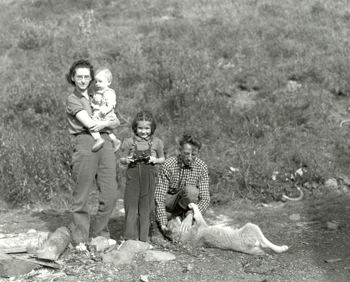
[{"xmin": 90, "ymin": 131, "xmax": 105, "ymax": 152}]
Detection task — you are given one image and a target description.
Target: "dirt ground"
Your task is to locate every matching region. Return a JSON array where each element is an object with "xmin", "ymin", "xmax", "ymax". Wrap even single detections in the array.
[{"xmin": 0, "ymin": 191, "xmax": 350, "ymax": 282}]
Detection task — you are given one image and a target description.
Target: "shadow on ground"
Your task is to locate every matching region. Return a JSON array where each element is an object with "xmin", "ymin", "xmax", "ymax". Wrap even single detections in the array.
[{"xmin": 30, "ymin": 210, "xmax": 126, "ymax": 244}]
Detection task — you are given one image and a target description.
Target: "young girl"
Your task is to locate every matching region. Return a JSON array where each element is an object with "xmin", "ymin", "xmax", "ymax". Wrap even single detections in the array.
[{"xmin": 120, "ymin": 111, "xmax": 165, "ymax": 242}]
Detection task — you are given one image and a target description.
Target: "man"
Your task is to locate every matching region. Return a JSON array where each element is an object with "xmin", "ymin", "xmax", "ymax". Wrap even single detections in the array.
[{"xmin": 154, "ymin": 134, "xmax": 210, "ymax": 234}]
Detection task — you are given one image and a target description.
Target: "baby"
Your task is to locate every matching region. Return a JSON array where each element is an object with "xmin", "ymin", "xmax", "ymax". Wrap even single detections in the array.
[{"xmin": 90, "ymin": 67, "xmax": 121, "ymax": 152}]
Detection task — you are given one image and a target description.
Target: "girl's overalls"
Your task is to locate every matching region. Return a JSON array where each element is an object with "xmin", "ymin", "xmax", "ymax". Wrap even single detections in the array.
[{"xmin": 123, "ymin": 137, "xmax": 155, "ymax": 242}]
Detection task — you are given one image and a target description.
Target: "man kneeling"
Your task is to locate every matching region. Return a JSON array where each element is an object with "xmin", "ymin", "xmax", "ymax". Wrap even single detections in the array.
[{"xmin": 154, "ymin": 134, "xmax": 210, "ymax": 235}]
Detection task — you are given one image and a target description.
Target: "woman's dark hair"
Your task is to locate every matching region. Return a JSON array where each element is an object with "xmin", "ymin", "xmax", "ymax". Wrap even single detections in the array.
[
  {"xmin": 179, "ymin": 134, "xmax": 202, "ymax": 150},
  {"xmin": 131, "ymin": 111, "xmax": 157, "ymax": 135},
  {"xmin": 66, "ymin": 59, "xmax": 94, "ymax": 86}
]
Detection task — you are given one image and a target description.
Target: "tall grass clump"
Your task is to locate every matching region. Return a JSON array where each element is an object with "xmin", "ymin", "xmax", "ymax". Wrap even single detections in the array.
[{"xmin": 0, "ymin": 0, "xmax": 349, "ymax": 206}]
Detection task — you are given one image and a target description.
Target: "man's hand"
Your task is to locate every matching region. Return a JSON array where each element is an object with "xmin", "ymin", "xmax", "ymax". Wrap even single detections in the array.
[
  {"xmin": 161, "ymin": 225, "xmax": 168, "ymax": 232},
  {"xmin": 180, "ymin": 213, "xmax": 193, "ymax": 233}
]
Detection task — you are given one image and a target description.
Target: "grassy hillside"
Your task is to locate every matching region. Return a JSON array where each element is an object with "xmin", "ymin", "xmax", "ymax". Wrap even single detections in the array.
[{"xmin": 1, "ymin": 0, "xmax": 350, "ymax": 207}]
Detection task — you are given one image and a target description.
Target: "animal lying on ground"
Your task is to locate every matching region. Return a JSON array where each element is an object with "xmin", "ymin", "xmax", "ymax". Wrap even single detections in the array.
[{"xmin": 166, "ymin": 203, "xmax": 289, "ymax": 255}]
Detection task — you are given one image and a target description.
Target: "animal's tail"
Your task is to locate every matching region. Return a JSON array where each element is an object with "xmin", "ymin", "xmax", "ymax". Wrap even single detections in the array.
[{"xmin": 282, "ymin": 186, "xmax": 304, "ymax": 202}]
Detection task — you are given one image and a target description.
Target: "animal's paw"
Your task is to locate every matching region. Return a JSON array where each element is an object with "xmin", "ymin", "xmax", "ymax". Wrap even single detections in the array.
[
  {"xmin": 188, "ymin": 203, "xmax": 199, "ymax": 212},
  {"xmin": 277, "ymin": 245, "xmax": 289, "ymax": 253}
]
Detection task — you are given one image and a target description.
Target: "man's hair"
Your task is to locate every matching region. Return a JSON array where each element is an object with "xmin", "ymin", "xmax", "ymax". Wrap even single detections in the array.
[
  {"xmin": 179, "ymin": 134, "xmax": 202, "ymax": 150},
  {"xmin": 131, "ymin": 111, "xmax": 157, "ymax": 135},
  {"xmin": 66, "ymin": 59, "xmax": 94, "ymax": 86},
  {"xmin": 95, "ymin": 68, "xmax": 113, "ymax": 83}
]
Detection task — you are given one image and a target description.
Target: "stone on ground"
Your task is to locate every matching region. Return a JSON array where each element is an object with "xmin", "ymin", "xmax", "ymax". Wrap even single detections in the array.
[
  {"xmin": 102, "ymin": 249, "xmax": 135, "ymax": 265},
  {"xmin": 90, "ymin": 236, "xmax": 110, "ymax": 252},
  {"xmin": 102, "ymin": 240, "xmax": 151, "ymax": 265},
  {"xmin": 143, "ymin": 250, "xmax": 176, "ymax": 262},
  {"xmin": 118, "ymin": 240, "xmax": 150, "ymax": 253},
  {"xmin": 289, "ymin": 214, "xmax": 301, "ymax": 221},
  {"xmin": 0, "ymin": 257, "xmax": 38, "ymax": 277}
]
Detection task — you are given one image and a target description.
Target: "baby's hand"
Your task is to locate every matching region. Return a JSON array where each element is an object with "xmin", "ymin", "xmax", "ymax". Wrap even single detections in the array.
[
  {"xmin": 148, "ymin": 156, "xmax": 157, "ymax": 164},
  {"xmin": 100, "ymin": 108, "xmax": 108, "ymax": 115}
]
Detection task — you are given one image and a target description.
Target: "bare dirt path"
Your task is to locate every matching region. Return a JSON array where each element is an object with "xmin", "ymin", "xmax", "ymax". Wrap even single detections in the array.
[{"xmin": 0, "ymin": 194, "xmax": 349, "ymax": 282}]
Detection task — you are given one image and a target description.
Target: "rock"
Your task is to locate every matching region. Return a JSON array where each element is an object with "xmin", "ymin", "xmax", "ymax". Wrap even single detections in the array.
[
  {"xmin": 102, "ymin": 250, "xmax": 135, "ymax": 265},
  {"xmin": 26, "ymin": 229, "xmax": 37, "ymax": 235},
  {"xmin": 118, "ymin": 240, "xmax": 150, "ymax": 253},
  {"xmin": 143, "ymin": 250, "xmax": 176, "ymax": 262},
  {"xmin": 186, "ymin": 263, "xmax": 194, "ymax": 272},
  {"xmin": 90, "ymin": 236, "xmax": 110, "ymax": 252},
  {"xmin": 289, "ymin": 214, "xmax": 301, "ymax": 221},
  {"xmin": 0, "ymin": 253, "xmax": 12, "ymax": 260},
  {"xmin": 0, "ymin": 258, "xmax": 38, "ymax": 277},
  {"xmin": 327, "ymin": 222, "xmax": 339, "ymax": 230},
  {"xmin": 102, "ymin": 240, "xmax": 151, "ymax": 265},
  {"xmin": 108, "ymin": 239, "xmax": 117, "ymax": 246},
  {"xmin": 342, "ymin": 177, "xmax": 350, "ymax": 186},
  {"xmin": 303, "ymin": 181, "xmax": 319, "ymax": 189},
  {"xmin": 160, "ymin": 16, "xmax": 176, "ymax": 21},
  {"xmin": 325, "ymin": 178, "xmax": 338, "ymax": 189},
  {"xmin": 286, "ymin": 80, "xmax": 302, "ymax": 92}
]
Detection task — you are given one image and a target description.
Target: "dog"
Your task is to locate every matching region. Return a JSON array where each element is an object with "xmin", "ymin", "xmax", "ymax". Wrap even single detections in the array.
[{"xmin": 166, "ymin": 203, "xmax": 289, "ymax": 255}]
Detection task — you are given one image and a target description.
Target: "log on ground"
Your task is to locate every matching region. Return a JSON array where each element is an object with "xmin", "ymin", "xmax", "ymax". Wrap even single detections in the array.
[
  {"xmin": 36, "ymin": 227, "xmax": 71, "ymax": 261},
  {"xmin": 0, "ymin": 232, "xmax": 49, "ymax": 253}
]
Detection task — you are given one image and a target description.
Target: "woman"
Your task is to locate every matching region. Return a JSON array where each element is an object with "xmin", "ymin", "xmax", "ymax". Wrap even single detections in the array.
[{"xmin": 65, "ymin": 59, "xmax": 120, "ymax": 246}]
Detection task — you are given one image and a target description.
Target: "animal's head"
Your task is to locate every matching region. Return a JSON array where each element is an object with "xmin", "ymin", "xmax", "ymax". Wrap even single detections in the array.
[{"xmin": 165, "ymin": 217, "xmax": 182, "ymax": 242}]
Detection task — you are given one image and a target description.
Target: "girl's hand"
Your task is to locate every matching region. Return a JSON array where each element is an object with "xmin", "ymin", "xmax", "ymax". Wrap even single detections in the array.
[
  {"xmin": 125, "ymin": 156, "xmax": 135, "ymax": 164},
  {"xmin": 148, "ymin": 156, "xmax": 157, "ymax": 164}
]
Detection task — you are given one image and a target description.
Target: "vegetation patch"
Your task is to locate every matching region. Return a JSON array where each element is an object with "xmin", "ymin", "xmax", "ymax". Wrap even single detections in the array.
[{"xmin": 0, "ymin": 0, "xmax": 350, "ymax": 207}]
